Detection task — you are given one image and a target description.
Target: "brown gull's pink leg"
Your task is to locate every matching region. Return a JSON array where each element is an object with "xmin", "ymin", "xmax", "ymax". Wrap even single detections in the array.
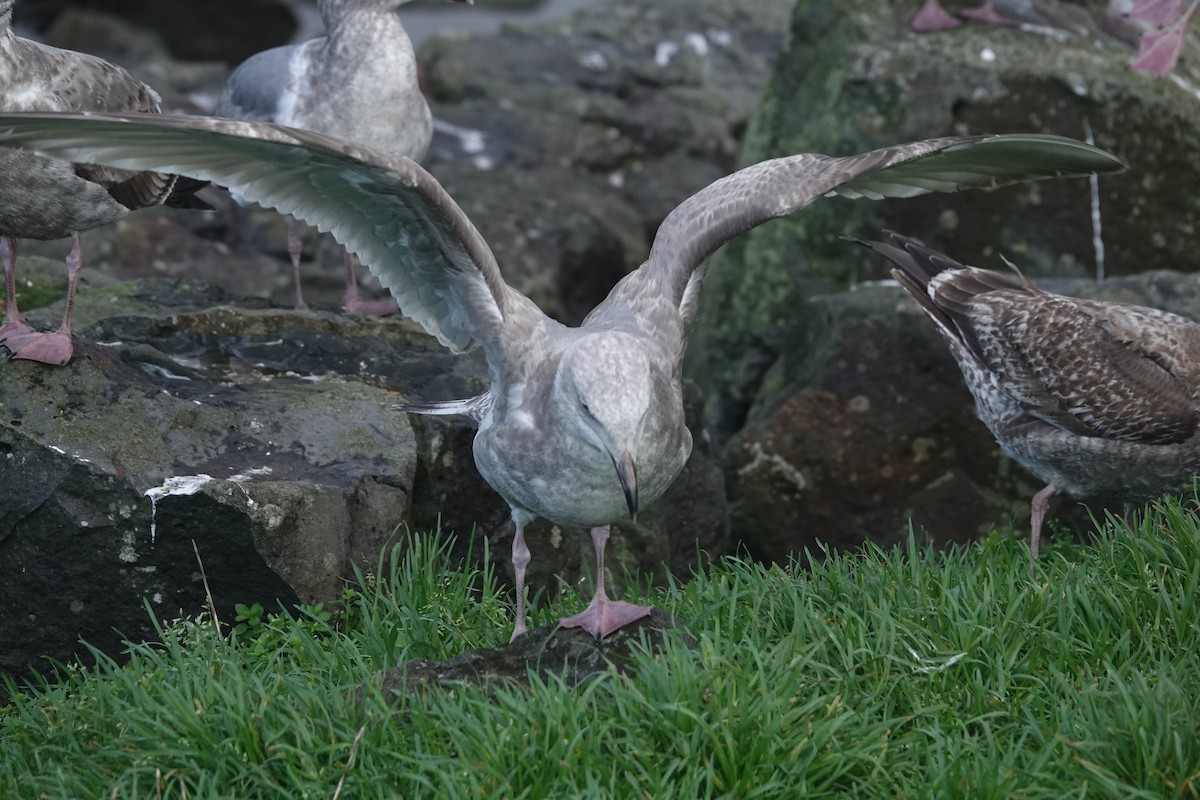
[
  {"xmin": 0, "ymin": 236, "xmax": 36, "ymax": 344},
  {"xmin": 1029, "ymin": 483, "xmax": 1058, "ymax": 559},
  {"xmin": 5, "ymin": 233, "xmax": 85, "ymax": 366}
]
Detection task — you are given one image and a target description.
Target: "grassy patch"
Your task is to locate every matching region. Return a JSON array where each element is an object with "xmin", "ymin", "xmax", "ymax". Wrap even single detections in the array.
[{"xmin": 4, "ymin": 501, "xmax": 1200, "ymax": 798}]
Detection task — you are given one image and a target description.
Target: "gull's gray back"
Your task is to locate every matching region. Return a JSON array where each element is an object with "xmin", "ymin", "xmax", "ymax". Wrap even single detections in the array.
[{"xmin": 215, "ymin": 45, "xmax": 297, "ymax": 122}]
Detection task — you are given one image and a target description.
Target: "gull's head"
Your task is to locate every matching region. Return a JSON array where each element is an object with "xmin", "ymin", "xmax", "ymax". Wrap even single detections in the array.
[{"xmin": 557, "ymin": 333, "xmax": 655, "ymax": 519}]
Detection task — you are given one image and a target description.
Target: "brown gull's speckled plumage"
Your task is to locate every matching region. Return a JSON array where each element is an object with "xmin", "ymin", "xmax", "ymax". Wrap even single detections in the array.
[
  {"xmin": 0, "ymin": 0, "xmax": 201, "ymax": 365},
  {"xmin": 860, "ymin": 232, "xmax": 1200, "ymax": 556}
]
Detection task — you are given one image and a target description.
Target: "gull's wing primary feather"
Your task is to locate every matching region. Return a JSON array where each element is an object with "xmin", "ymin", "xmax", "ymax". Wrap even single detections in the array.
[
  {"xmin": 0, "ymin": 111, "xmax": 515, "ymax": 353},
  {"xmin": 644, "ymin": 133, "xmax": 1126, "ymax": 321}
]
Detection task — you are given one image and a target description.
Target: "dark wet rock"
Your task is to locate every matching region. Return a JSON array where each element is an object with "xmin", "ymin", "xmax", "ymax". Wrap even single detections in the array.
[
  {"xmin": 409, "ymin": 161, "xmax": 646, "ymax": 325},
  {"xmin": 727, "ymin": 270, "xmax": 1200, "ymax": 561},
  {"xmin": 420, "ymin": 0, "xmax": 795, "ymax": 323},
  {"xmin": 9, "ymin": 0, "xmax": 1192, "ymax": 686},
  {"xmin": 691, "ymin": 0, "xmax": 1200, "ymax": 434},
  {"xmin": 369, "ymin": 608, "xmax": 693, "ymax": 696},
  {"xmin": 0, "ymin": 335, "xmax": 414, "ymax": 687},
  {"xmin": 14, "ymin": 0, "xmax": 298, "ymax": 66}
]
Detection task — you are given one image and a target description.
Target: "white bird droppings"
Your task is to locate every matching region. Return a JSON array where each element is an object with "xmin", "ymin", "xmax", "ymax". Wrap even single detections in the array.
[{"xmin": 144, "ymin": 475, "xmax": 214, "ymax": 544}]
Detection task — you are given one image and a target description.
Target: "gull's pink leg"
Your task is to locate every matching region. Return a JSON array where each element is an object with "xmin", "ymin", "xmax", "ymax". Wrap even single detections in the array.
[
  {"xmin": 912, "ymin": 0, "xmax": 962, "ymax": 31},
  {"xmin": 287, "ymin": 222, "xmax": 309, "ymax": 311},
  {"xmin": 1128, "ymin": 0, "xmax": 1184, "ymax": 27},
  {"xmin": 509, "ymin": 515, "xmax": 532, "ymax": 642},
  {"xmin": 558, "ymin": 525, "xmax": 652, "ymax": 639},
  {"xmin": 0, "ymin": 237, "xmax": 35, "ymax": 343},
  {"xmin": 1029, "ymin": 483, "xmax": 1058, "ymax": 559},
  {"xmin": 1130, "ymin": 0, "xmax": 1200, "ymax": 77},
  {"xmin": 6, "ymin": 234, "xmax": 83, "ymax": 365},
  {"xmin": 961, "ymin": 1, "xmax": 1015, "ymax": 25},
  {"xmin": 341, "ymin": 251, "xmax": 398, "ymax": 316}
]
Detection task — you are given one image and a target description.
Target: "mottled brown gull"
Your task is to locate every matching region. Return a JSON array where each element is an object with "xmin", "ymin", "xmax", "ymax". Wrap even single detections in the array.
[
  {"xmin": 216, "ymin": 0, "xmax": 471, "ymax": 314},
  {"xmin": 858, "ymin": 232, "xmax": 1200, "ymax": 557},
  {"xmin": 0, "ymin": 111, "xmax": 1124, "ymax": 636},
  {"xmin": 0, "ymin": 0, "xmax": 204, "ymax": 365}
]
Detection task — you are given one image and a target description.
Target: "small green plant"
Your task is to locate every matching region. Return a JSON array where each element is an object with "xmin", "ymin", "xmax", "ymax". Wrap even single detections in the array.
[{"xmin": 231, "ymin": 601, "xmax": 266, "ymax": 638}]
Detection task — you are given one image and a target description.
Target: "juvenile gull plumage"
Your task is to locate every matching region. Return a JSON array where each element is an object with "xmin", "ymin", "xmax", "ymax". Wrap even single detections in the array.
[
  {"xmin": 216, "ymin": 0, "xmax": 471, "ymax": 314},
  {"xmin": 0, "ymin": 0, "xmax": 203, "ymax": 365},
  {"xmin": 859, "ymin": 232, "xmax": 1200, "ymax": 557},
  {"xmin": 0, "ymin": 112, "xmax": 1125, "ymax": 637}
]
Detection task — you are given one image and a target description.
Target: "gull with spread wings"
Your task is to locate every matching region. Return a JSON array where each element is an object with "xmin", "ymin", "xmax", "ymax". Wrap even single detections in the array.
[{"xmin": 0, "ymin": 112, "xmax": 1124, "ymax": 638}]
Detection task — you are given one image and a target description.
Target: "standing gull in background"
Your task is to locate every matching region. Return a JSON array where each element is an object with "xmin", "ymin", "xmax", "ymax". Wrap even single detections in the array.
[
  {"xmin": 858, "ymin": 232, "xmax": 1200, "ymax": 557},
  {"xmin": 216, "ymin": 0, "xmax": 472, "ymax": 315},
  {"xmin": 0, "ymin": 0, "xmax": 205, "ymax": 365},
  {"xmin": 0, "ymin": 112, "xmax": 1124, "ymax": 637}
]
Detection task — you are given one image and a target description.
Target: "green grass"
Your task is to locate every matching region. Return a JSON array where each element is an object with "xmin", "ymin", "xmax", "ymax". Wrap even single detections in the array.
[{"xmin": 4, "ymin": 499, "xmax": 1200, "ymax": 799}]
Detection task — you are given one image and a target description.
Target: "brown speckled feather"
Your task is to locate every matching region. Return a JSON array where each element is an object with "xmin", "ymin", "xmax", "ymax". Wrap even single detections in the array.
[
  {"xmin": 0, "ymin": 0, "xmax": 191, "ymax": 235},
  {"xmin": 969, "ymin": 292, "xmax": 1200, "ymax": 444},
  {"xmin": 860, "ymin": 231, "xmax": 1200, "ymax": 556}
]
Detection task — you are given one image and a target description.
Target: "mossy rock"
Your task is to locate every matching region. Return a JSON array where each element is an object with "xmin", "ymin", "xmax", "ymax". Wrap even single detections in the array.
[{"xmin": 689, "ymin": 0, "xmax": 1200, "ymax": 432}]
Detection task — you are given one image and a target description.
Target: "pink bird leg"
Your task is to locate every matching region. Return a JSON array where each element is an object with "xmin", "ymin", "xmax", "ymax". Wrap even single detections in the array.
[
  {"xmin": 1131, "ymin": 0, "xmax": 1198, "ymax": 76},
  {"xmin": 912, "ymin": 0, "xmax": 963, "ymax": 31}
]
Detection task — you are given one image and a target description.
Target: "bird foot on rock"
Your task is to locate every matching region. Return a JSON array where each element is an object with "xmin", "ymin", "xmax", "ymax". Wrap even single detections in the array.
[
  {"xmin": 558, "ymin": 598, "xmax": 653, "ymax": 639},
  {"xmin": 961, "ymin": 1, "xmax": 1015, "ymax": 26},
  {"xmin": 3, "ymin": 329, "xmax": 74, "ymax": 365},
  {"xmin": 0, "ymin": 318, "xmax": 35, "ymax": 344},
  {"xmin": 912, "ymin": 0, "xmax": 962, "ymax": 31}
]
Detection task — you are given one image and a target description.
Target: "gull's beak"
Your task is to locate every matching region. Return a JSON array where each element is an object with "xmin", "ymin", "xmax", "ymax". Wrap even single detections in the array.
[{"xmin": 610, "ymin": 449, "xmax": 638, "ymax": 521}]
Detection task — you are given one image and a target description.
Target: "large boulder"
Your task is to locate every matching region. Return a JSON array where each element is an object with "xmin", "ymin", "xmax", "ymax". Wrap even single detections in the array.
[
  {"xmin": 662, "ymin": 0, "xmax": 1200, "ymax": 560},
  {"xmin": 690, "ymin": 0, "xmax": 1200, "ymax": 433},
  {"xmin": 726, "ymin": 268, "xmax": 1200, "ymax": 562},
  {"xmin": 0, "ymin": 270, "xmax": 416, "ymax": 684}
]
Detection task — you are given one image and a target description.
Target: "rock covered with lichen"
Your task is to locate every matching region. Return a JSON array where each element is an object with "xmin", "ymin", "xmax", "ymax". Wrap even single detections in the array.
[{"xmin": 685, "ymin": 0, "xmax": 1200, "ymax": 558}]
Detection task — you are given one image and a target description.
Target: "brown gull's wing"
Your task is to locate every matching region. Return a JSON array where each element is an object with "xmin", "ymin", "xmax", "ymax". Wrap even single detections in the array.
[
  {"xmin": 0, "ymin": 111, "xmax": 518, "ymax": 354},
  {"xmin": 4, "ymin": 32, "xmax": 190, "ymax": 211},
  {"xmin": 637, "ymin": 134, "xmax": 1126, "ymax": 328},
  {"xmin": 861, "ymin": 232, "xmax": 1200, "ymax": 445},
  {"xmin": 971, "ymin": 290, "xmax": 1200, "ymax": 445}
]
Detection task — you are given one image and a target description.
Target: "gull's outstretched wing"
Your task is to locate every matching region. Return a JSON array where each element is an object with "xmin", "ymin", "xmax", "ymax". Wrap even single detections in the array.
[
  {"xmin": 640, "ymin": 134, "xmax": 1126, "ymax": 325},
  {"xmin": 0, "ymin": 111, "xmax": 515, "ymax": 354}
]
